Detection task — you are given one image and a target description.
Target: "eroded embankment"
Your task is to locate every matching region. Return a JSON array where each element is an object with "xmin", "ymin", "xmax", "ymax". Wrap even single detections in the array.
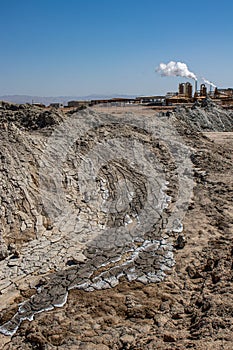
[
  {"xmin": 0, "ymin": 101, "xmax": 232, "ymax": 349},
  {"xmin": 0, "ymin": 102, "xmax": 196, "ymax": 337}
]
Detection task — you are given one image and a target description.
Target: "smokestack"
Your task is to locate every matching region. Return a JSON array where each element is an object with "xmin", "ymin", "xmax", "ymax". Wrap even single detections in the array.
[
  {"xmin": 202, "ymin": 77, "xmax": 216, "ymax": 89},
  {"xmin": 195, "ymin": 80, "xmax": 198, "ymax": 93}
]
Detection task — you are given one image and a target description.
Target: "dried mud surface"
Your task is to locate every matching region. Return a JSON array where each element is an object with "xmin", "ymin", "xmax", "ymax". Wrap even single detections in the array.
[{"xmin": 0, "ymin": 101, "xmax": 233, "ymax": 349}]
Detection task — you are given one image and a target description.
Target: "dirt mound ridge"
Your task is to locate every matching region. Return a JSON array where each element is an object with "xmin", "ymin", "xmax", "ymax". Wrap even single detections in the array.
[
  {"xmin": 0, "ymin": 101, "xmax": 64, "ymax": 130},
  {"xmin": 174, "ymin": 98, "xmax": 233, "ymax": 132}
]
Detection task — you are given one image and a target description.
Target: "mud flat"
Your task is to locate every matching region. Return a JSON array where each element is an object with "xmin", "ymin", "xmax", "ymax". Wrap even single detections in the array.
[{"xmin": 0, "ymin": 101, "xmax": 233, "ymax": 349}]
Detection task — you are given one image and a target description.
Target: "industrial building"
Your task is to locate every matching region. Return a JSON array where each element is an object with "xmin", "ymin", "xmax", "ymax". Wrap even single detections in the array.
[
  {"xmin": 49, "ymin": 103, "xmax": 63, "ymax": 108},
  {"xmin": 179, "ymin": 82, "xmax": 193, "ymax": 98},
  {"xmin": 134, "ymin": 96, "xmax": 165, "ymax": 105},
  {"xmin": 166, "ymin": 81, "xmax": 233, "ymax": 107},
  {"xmin": 67, "ymin": 100, "xmax": 90, "ymax": 108},
  {"xmin": 65, "ymin": 82, "xmax": 233, "ymax": 109}
]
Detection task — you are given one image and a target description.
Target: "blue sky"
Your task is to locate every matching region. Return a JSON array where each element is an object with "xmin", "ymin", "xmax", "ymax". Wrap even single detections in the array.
[{"xmin": 1, "ymin": 0, "xmax": 233, "ymax": 96}]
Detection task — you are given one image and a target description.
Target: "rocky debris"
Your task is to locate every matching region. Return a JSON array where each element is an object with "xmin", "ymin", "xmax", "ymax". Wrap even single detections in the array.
[
  {"xmin": 0, "ymin": 101, "xmax": 63, "ymax": 130},
  {"xmin": 174, "ymin": 98, "xmax": 233, "ymax": 131},
  {"xmin": 174, "ymin": 234, "xmax": 186, "ymax": 249},
  {"xmin": 0, "ymin": 243, "xmax": 8, "ymax": 261},
  {"xmin": 0, "ymin": 103, "xmax": 232, "ymax": 349}
]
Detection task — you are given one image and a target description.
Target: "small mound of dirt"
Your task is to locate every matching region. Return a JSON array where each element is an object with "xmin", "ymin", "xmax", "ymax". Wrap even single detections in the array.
[
  {"xmin": 0, "ymin": 101, "xmax": 63, "ymax": 130},
  {"xmin": 174, "ymin": 98, "xmax": 233, "ymax": 132}
]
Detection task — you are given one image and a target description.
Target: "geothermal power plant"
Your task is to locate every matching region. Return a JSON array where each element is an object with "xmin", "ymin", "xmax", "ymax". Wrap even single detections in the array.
[
  {"xmin": 3, "ymin": 61, "xmax": 232, "ymax": 111},
  {"xmin": 165, "ymin": 81, "xmax": 233, "ymax": 106},
  {"xmin": 66, "ymin": 61, "xmax": 233, "ymax": 109},
  {"xmin": 66, "ymin": 80, "xmax": 233, "ymax": 110}
]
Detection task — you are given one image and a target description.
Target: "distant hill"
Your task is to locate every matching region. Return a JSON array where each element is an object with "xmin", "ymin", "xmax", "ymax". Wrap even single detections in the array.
[{"xmin": 0, "ymin": 94, "xmax": 137, "ymax": 106}]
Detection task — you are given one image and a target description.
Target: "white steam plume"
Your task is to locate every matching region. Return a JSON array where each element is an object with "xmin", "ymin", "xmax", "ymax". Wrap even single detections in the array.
[
  {"xmin": 202, "ymin": 77, "xmax": 216, "ymax": 88},
  {"xmin": 156, "ymin": 61, "xmax": 197, "ymax": 81}
]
